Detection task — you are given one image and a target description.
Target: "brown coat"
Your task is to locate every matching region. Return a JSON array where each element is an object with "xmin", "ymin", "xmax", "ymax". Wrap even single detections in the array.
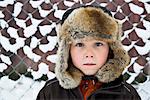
[{"xmin": 36, "ymin": 76, "xmax": 141, "ymax": 100}]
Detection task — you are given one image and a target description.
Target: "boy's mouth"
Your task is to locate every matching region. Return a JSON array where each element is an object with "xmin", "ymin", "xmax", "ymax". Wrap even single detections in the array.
[{"xmin": 83, "ymin": 63, "xmax": 96, "ymax": 65}]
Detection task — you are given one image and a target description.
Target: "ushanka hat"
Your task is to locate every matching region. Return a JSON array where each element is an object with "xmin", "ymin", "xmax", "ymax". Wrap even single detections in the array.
[{"xmin": 55, "ymin": 5, "xmax": 130, "ymax": 89}]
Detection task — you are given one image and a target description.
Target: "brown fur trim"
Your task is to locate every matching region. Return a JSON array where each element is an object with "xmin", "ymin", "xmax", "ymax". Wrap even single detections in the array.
[{"xmin": 59, "ymin": 7, "xmax": 119, "ymax": 42}]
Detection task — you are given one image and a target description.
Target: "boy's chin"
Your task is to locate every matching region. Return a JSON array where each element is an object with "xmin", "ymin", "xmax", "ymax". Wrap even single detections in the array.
[{"xmin": 82, "ymin": 71, "xmax": 97, "ymax": 76}]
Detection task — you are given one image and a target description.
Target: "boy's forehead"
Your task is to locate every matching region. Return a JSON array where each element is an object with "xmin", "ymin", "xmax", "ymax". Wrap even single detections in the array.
[{"xmin": 72, "ymin": 36, "xmax": 106, "ymax": 43}]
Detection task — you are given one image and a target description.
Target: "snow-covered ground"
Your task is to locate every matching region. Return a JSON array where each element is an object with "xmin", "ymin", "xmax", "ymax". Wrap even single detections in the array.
[
  {"xmin": 0, "ymin": 75, "xmax": 150, "ymax": 100},
  {"xmin": 0, "ymin": 76, "xmax": 45, "ymax": 100}
]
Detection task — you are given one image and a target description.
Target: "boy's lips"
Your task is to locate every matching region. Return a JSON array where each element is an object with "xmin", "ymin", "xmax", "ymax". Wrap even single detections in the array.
[{"xmin": 83, "ymin": 63, "xmax": 96, "ymax": 65}]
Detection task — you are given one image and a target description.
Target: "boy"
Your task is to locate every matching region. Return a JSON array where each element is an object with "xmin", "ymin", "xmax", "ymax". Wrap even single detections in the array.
[{"xmin": 37, "ymin": 5, "xmax": 141, "ymax": 100}]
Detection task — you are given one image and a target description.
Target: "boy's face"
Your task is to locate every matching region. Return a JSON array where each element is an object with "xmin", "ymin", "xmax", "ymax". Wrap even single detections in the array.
[{"xmin": 70, "ymin": 38, "xmax": 109, "ymax": 75}]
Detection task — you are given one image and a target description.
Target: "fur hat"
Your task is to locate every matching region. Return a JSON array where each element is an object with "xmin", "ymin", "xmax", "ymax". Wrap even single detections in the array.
[{"xmin": 55, "ymin": 5, "xmax": 130, "ymax": 89}]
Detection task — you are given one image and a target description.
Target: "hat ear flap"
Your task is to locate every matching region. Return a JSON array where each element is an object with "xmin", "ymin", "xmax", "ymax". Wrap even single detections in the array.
[
  {"xmin": 115, "ymin": 20, "xmax": 123, "ymax": 41},
  {"xmin": 96, "ymin": 41, "xmax": 130, "ymax": 82},
  {"xmin": 55, "ymin": 37, "xmax": 83, "ymax": 89}
]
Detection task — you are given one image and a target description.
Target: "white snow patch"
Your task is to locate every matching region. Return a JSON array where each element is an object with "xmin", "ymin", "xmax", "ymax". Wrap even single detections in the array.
[
  {"xmin": 38, "ymin": 6, "xmax": 51, "ymax": 17},
  {"xmin": 0, "ymin": 63, "xmax": 8, "ymax": 72},
  {"xmin": 0, "ymin": 19, "xmax": 8, "ymax": 28},
  {"xmin": 7, "ymin": 27, "xmax": 19, "ymax": 38},
  {"xmin": 54, "ymin": 10, "xmax": 66, "ymax": 19},
  {"xmin": 38, "ymin": 63, "xmax": 49, "ymax": 74},
  {"xmin": 30, "ymin": 36, "xmax": 39, "ymax": 48},
  {"xmin": 39, "ymin": 36, "xmax": 57, "ymax": 53},
  {"xmin": 138, "ymin": 89, "xmax": 150, "ymax": 100},
  {"xmin": 13, "ymin": 2, "xmax": 23, "ymax": 17},
  {"xmin": 0, "ymin": 54, "xmax": 12, "ymax": 65},
  {"xmin": 31, "ymin": 71, "xmax": 43, "ymax": 80},
  {"xmin": 134, "ymin": 40, "xmax": 150, "ymax": 55},
  {"xmin": 64, "ymin": 1, "xmax": 74, "ymax": 7},
  {"xmin": 0, "ymin": 34, "xmax": 11, "ymax": 51},
  {"xmin": 124, "ymin": 0, "xmax": 132, "ymax": 2},
  {"xmin": 29, "ymin": 0, "xmax": 44, "ymax": 8},
  {"xmin": 143, "ymin": 20, "xmax": 150, "ymax": 31},
  {"xmin": 44, "ymin": 0, "xmax": 50, "ymax": 4},
  {"xmin": 0, "ymin": 76, "xmax": 17, "ymax": 90},
  {"xmin": 129, "ymin": 3, "xmax": 144, "ymax": 14},
  {"xmin": 39, "ymin": 24, "xmax": 55, "ymax": 36},
  {"xmin": 73, "ymin": 0, "xmax": 79, "ymax": 2},
  {"xmin": 31, "ymin": 17, "xmax": 42, "ymax": 27},
  {"xmin": 126, "ymin": 73, "xmax": 138, "ymax": 83},
  {"xmin": 24, "ymin": 25, "xmax": 37, "ymax": 38},
  {"xmin": 0, "ymin": 35, "xmax": 25, "ymax": 53},
  {"xmin": 11, "ymin": 37, "xmax": 25, "ymax": 53},
  {"xmin": 0, "ymin": 0, "xmax": 14, "ymax": 7},
  {"xmin": 31, "ymin": 62, "xmax": 56, "ymax": 80},
  {"xmin": 135, "ymin": 28, "xmax": 150, "ymax": 40},
  {"xmin": 0, "ymin": 11, "xmax": 4, "ymax": 18},
  {"xmin": 14, "ymin": 18, "xmax": 26, "ymax": 28},
  {"xmin": 0, "ymin": 90, "xmax": 18, "ymax": 100},
  {"xmin": 47, "ymin": 54, "xmax": 57, "ymax": 63},
  {"xmin": 47, "ymin": 72, "xmax": 56, "ymax": 80},
  {"xmin": 133, "ymin": 63, "xmax": 144, "ymax": 74},
  {"xmin": 23, "ymin": 45, "xmax": 41, "ymax": 62},
  {"xmin": 144, "ymin": 3, "xmax": 150, "ymax": 13}
]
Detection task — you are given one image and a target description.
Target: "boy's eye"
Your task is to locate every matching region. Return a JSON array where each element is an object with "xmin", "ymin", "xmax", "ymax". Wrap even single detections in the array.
[
  {"xmin": 75, "ymin": 43, "xmax": 84, "ymax": 47},
  {"xmin": 95, "ymin": 42, "xmax": 103, "ymax": 46}
]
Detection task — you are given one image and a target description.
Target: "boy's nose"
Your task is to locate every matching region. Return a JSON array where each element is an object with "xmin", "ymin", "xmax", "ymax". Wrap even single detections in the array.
[
  {"xmin": 85, "ymin": 49, "xmax": 94, "ymax": 58},
  {"xmin": 86, "ymin": 55, "xmax": 93, "ymax": 58}
]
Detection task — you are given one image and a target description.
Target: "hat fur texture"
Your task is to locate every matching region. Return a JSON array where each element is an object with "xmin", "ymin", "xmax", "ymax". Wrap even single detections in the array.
[{"xmin": 55, "ymin": 6, "xmax": 130, "ymax": 89}]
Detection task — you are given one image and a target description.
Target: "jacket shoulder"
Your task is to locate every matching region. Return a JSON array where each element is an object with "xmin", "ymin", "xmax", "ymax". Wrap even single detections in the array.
[
  {"xmin": 123, "ymin": 82, "xmax": 141, "ymax": 100},
  {"xmin": 36, "ymin": 77, "xmax": 60, "ymax": 100},
  {"xmin": 45, "ymin": 77, "xmax": 59, "ymax": 87}
]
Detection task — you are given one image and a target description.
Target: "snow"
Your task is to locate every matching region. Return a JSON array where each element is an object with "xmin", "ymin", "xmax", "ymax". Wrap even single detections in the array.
[
  {"xmin": 64, "ymin": 1, "xmax": 75, "ymax": 7},
  {"xmin": 54, "ymin": 10, "xmax": 66, "ymax": 19},
  {"xmin": 31, "ymin": 64, "xmax": 56, "ymax": 80},
  {"xmin": 44, "ymin": 0, "xmax": 50, "ymax": 4},
  {"xmin": 47, "ymin": 54, "xmax": 57, "ymax": 63},
  {"xmin": 0, "ymin": 54, "xmax": 12, "ymax": 65},
  {"xmin": 0, "ymin": 76, "xmax": 46, "ymax": 100},
  {"xmin": 0, "ymin": 19, "xmax": 8, "ymax": 28},
  {"xmin": 38, "ymin": 6, "xmax": 52, "ymax": 17},
  {"xmin": 30, "ymin": 36, "xmax": 39, "ymax": 48},
  {"xmin": 0, "ymin": 33, "xmax": 25, "ymax": 54},
  {"xmin": 144, "ymin": 2, "xmax": 150, "ymax": 13},
  {"xmin": 47, "ymin": 72, "xmax": 56, "ymax": 80},
  {"xmin": 14, "ymin": 18, "xmax": 26, "ymax": 29},
  {"xmin": 0, "ymin": 34, "xmax": 11, "ymax": 51},
  {"xmin": 0, "ymin": 11, "xmax": 4, "ymax": 18},
  {"xmin": 24, "ymin": 25, "xmax": 37, "ymax": 38},
  {"xmin": 30, "ymin": 17, "xmax": 42, "ymax": 27},
  {"xmin": 39, "ymin": 36, "xmax": 57, "ymax": 53},
  {"xmin": 38, "ymin": 63, "xmax": 49, "ymax": 74},
  {"xmin": 133, "ymin": 63, "xmax": 144, "ymax": 74},
  {"xmin": 0, "ymin": 76, "xmax": 17, "ymax": 90},
  {"xmin": 7, "ymin": 27, "xmax": 19, "ymax": 38},
  {"xmin": 129, "ymin": 3, "xmax": 144, "ymax": 14},
  {"xmin": 0, "ymin": 63, "xmax": 8, "ymax": 72},
  {"xmin": 143, "ymin": 20, "xmax": 150, "ymax": 31},
  {"xmin": 0, "ymin": 0, "xmax": 14, "ymax": 7},
  {"xmin": 134, "ymin": 40, "xmax": 150, "ymax": 55},
  {"xmin": 39, "ymin": 25, "xmax": 54, "ymax": 36},
  {"xmin": 135, "ymin": 28, "xmax": 150, "ymax": 40},
  {"xmin": 29, "ymin": 0, "xmax": 44, "ymax": 8},
  {"xmin": 23, "ymin": 45, "xmax": 41, "ymax": 62},
  {"xmin": 13, "ymin": 2, "xmax": 23, "ymax": 17}
]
